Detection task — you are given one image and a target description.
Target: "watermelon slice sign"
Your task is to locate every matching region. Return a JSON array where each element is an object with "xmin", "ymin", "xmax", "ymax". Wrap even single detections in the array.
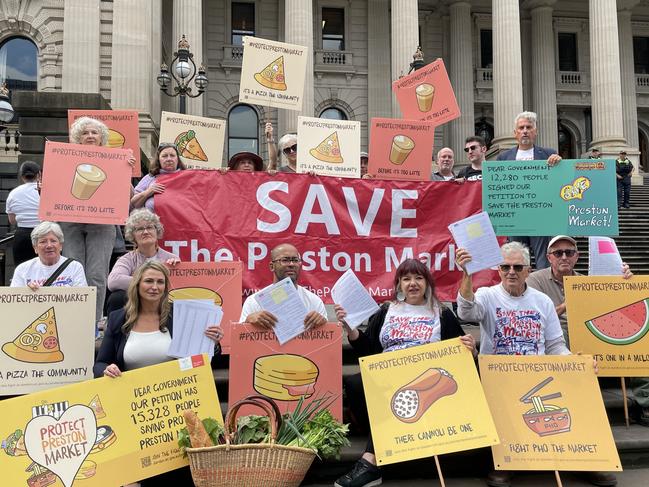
[{"xmin": 585, "ymin": 298, "xmax": 649, "ymax": 345}]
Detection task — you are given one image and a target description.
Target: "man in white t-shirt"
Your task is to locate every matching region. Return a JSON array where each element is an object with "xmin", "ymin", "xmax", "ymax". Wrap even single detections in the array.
[{"xmin": 240, "ymin": 243, "xmax": 327, "ymax": 329}]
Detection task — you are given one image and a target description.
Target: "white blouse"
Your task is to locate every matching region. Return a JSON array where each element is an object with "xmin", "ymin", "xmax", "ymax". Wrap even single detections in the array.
[{"xmin": 123, "ymin": 330, "xmax": 172, "ymax": 371}]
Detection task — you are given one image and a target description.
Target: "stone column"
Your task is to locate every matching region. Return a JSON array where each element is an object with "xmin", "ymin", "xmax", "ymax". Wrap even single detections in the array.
[
  {"xmin": 617, "ymin": 1, "xmax": 640, "ymax": 151},
  {"xmin": 279, "ymin": 0, "xmax": 314, "ymax": 134},
  {"xmin": 390, "ymin": 0, "xmax": 419, "ymax": 117},
  {"xmin": 589, "ymin": 0, "xmax": 626, "ymax": 149},
  {"xmin": 368, "ymin": 0, "xmax": 392, "ymax": 122},
  {"xmin": 62, "ymin": 0, "xmax": 101, "ymax": 92},
  {"xmin": 529, "ymin": 0, "xmax": 558, "ymax": 150},
  {"xmin": 491, "ymin": 0, "xmax": 523, "ymax": 149},
  {"xmin": 173, "ymin": 0, "xmax": 204, "ymax": 116},
  {"xmin": 448, "ymin": 1, "xmax": 475, "ymax": 163}
]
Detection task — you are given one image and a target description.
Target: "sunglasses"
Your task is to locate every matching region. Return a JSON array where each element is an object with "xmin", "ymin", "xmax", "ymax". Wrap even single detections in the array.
[
  {"xmin": 282, "ymin": 144, "xmax": 298, "ymax": 155},
  {"xmin": 550, "ymin": 249, "xmax": 577, "ymax": 258},
  {"xmin": 463, "ymin": 144, "xmax": 481, "ymax": 153},
  {"xmin": 499, "ymin": 264, "xmax": 526, "ymax": 273}
]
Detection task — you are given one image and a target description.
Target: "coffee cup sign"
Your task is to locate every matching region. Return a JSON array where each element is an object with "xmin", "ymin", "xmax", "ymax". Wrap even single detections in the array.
[{"xmin": 24, "ymin": 405, "xmax": 97, "ymax": 487}]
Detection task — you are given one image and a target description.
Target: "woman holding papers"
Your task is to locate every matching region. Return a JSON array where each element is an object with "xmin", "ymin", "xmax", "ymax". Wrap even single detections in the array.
[
  {"xmin": 333, "ymin": 258, "xmax": 476, "ymax": 487},
  {"xmin": 106, "ymin": 209, "xmax": 179, "ymax": 316}
]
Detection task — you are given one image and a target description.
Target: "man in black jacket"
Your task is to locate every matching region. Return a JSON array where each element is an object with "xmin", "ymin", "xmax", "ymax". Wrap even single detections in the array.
[{"xmin": 616, "ymin": 150, "xmax": 633, "ymax": 209}]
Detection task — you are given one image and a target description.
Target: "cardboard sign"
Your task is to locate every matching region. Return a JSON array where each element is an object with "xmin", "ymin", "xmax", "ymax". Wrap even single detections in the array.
[
  {"xmin": 229, "ymin": 322, "xmax": 343, "ymax": 420},
  {"xmin": 565, "ymin": 275, "xmax": 649, "ymax": 376},
  {"xmin": 297, "ymin": 116, "xmax": 361, "ymax": 178},
  {"xmin": 368, "ymin": 118, "xmax": 435, "ymax": 181},
  {"xmin": 0, "ymin": 287, "xmax": 95, "ymax": 395},
  {"xmin": 68, "ymin": 109, "xmax": 141, "ymax": 176},
  {"xmin": 159, "ymin": 111, "xmax": 226, "ymax": 169},
  {"xmin": 39, "ymin": 141, "xmax": 131, "ymax": 225},
  {"xmin": 392, "ymin": 58, "xmax": 460, "ymax": 125},
  {"xmin": 167, "ymin": 262, "xmax": 243, "ymax": 355},
  {"xmin": 359, "ymin": 339, "xmax": 499, "ymax": 466},
  {"xmin": 239, "ymin": 36, "xmax": 308, "ymax": 111},
  {"xmin": 0, "ymin": 354, "xmax": 221, "ymax": 487},
  {"xmin": 483, "ymin": 159, "xmax": 619, "ymax": 236},
  {"xmin": 480, "ymin": 355, "xmax": 621, "ymax": 472}
]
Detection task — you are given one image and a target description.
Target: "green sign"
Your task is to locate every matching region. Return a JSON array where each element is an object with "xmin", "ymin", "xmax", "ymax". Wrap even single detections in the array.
[{"xmin": 483, "ymin": 159, "xmax": 618, "ymax": 236}]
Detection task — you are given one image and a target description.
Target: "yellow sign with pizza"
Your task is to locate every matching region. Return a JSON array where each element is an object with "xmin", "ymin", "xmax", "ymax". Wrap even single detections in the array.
[
  {"xmin": 0, "ymin": 354, "xmax": 221, "ymax": 487},
  {"xmin": 0, "ymin": 287, "xmax": 95, "ymax": 396},
  {"xmin": 479, "ymin": 354, "xmax": 621, "ymax": 472},
  {"xmin": 565, "ymin": 275, "xmax": 649, "ymax": 376},
  {"xmin": 359, "ymin": 338, "xmax": 499, "ymax": 466}
]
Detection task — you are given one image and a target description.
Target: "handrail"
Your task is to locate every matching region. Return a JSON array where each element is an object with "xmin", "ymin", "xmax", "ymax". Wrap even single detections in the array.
[{"xmin": 0, "ymin": 234, "xmax": 15, "ymax": 247}]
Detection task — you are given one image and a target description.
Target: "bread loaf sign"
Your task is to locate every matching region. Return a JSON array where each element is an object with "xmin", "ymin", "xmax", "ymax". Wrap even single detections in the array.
[{"xmin": 391, "ymin": 368, "xmax": 457, "ymax": 423}]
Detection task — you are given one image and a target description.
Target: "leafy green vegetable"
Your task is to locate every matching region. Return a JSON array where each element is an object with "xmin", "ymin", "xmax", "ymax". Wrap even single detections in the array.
[
  {"xmin": 177, "ymin": 417, "xmax": 224, "ymax": 455},
  {"xmin": 236, "ymin": 415, "xmax": 270, "ymax": 444},
  {"xmin": 286, "ymin": 409, "xmax": 350, "ymax": 459}
]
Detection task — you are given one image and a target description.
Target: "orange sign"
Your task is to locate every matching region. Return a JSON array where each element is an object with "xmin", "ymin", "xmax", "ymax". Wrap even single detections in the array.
[
  {"xmin": 392, "ymin": 58, "xmax": 460, "ymax": 125},
  {"xmin": 167, "ymin": 262, "xmax": 242, "ymax": 354},
  {"xmin": 39, "ymin": 141, "xmax": 132, "ymax": 224},
  {"xmin": 68, "ymin": 110, "xmax": 141, "ymax": 176},
  {"xmin": 368, "ymin": 118, "xmax": 436, "ymax": 181},
  {"xmin": 229, "ymin": 322, "xmax": 343, "ymax": 419}
]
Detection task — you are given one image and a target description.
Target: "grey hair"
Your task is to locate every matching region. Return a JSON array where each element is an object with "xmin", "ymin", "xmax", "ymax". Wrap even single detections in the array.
[
  {"xmin": 69, "ymin": 116, "xmax": 109, "ymax": 146},
  {"xmin": 514, "ymin": 111, "xmax": 537, "ymax": 128},
  {"xmin": 278, "ymin": 133, "xmax": 297, "ymax": 151},
  {"xmin": 436, "ymin": 147, "xmax": 454, "ymax": 159},
  {"xmin": 124, "ymin": 208, "xmax": 164, "ymax": 243},
  {"xmin": 31, "ymin": 221, "xmax": 64, "ymax": 246},
  {"xmin": 501, "ymin": 241, "xmax": 531, "ymax": 266}
]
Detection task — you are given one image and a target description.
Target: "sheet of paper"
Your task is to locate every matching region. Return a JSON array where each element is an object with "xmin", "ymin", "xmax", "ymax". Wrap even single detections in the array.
[
  {"xmin": 449, "ymin": 211, "xmax": 502, "ymax": 275},
  {"xmin": 331, "ymin": 269, "xmax": 380, "ymax": 329},
  {"xmin": 254, "ymin": 277, "xmax": 308, "ymax": 344},
  {"xmin": 168, "ymin": 300, "xmax": 223, "ymax": 358},
  {"xmin": 588, "ymin": 236, "xmax": 623, "ymax": 276}
]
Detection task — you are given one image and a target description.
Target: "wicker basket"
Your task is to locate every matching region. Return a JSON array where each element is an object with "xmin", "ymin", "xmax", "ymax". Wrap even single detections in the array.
[{"xmin": 186, "ymin": 395, "xmax": 316, "ymax": 487}]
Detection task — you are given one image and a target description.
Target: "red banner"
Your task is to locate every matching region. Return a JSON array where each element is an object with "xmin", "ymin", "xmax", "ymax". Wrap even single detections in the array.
[{"xmin": 156, "ymin": 171, "xmax": 499, "ymax": 303}]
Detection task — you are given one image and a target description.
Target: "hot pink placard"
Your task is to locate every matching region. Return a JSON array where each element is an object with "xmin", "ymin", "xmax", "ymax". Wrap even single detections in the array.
[
  {"xmin": 598, "ymin": 240, "xmax": 617, "ymax": 254},
  {"xmin": 39, "ymin": 141, "xmax": 132, "ymax": 224},
  {"xmin": 368, "ymin": 118, "xmax": 436, "ymax": 181},
  {"xmin": 392, "ymin": 58, "xmax": 460, "ymax": 125}
]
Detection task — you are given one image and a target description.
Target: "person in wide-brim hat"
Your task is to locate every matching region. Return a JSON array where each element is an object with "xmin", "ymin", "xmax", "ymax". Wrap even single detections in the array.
[{"xmin": 228, "ymin": 151, "xmax": 264, "ymax": 172}]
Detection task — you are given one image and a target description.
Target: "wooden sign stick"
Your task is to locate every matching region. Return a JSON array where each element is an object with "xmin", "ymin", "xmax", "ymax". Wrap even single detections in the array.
[
  {"xmin": 554, "ymin": 470, "xmax": 563, "ymax": 487},
  {"xmin": 621, "ymin": 377, "xmax": 630, "ymax": 428},
  {"xmin": 434, "ymin": 455, "xmax": 446, "ymax": 487}
]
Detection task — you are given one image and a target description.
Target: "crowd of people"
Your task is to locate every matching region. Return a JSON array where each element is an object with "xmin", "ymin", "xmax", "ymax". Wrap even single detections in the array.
[{"xmin": 4, "ymin": 109, "xmax": 645, "ymax": 487}]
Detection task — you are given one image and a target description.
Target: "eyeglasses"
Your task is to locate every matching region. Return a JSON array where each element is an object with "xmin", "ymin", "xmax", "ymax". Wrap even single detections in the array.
[
  {"xmin": 463, "ymin": 145, "xmax": 481, "ymax": 153},
  {"xmin": 550, "ymin": 249, "xmax": 577, "ymax": 258},
  {"xmin": 282, "ymin": 144, "xmax": 298, "ymax": 155},
  {"xmin": 134, "ymin": 225, "xmax": 156, "ymax": 234},
  {"xmin": 499, "ymin": 264, "xmax": 526, "ymax": 273},
  {"xmin": 272, "ymin": 257, "xmax": 301, "ymax": 265}
]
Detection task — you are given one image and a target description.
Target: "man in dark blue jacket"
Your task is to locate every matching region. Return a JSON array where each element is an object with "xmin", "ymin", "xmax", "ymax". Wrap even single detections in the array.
[{"xmin": 497, "ymin": 111, "xmax": 562, "ymax": 270}]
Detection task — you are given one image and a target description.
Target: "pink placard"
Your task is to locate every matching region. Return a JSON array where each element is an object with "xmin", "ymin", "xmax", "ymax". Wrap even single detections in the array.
[
  {"xmin": 392, "ymin": 58, "xmax": 460, "ymax": 125},
  {"xmin": 68, "ymin": 109, "xmax": 141, "ymax": 176},
  {"xmin": 598, "ymin": 240, "xmax": 618, "ymax": 254},
  {"xmin": 39, "ymin": 141, "xmax": 132, "ymax": 224},
  {"xmin": 368, "ymin": 118, "xmax": 435, "ymax": 181}
]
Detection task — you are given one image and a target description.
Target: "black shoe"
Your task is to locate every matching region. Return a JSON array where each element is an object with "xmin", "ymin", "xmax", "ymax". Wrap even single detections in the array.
[
  {"xmin": 487, "ymin": 470, "xmax": 513, "ymax": 487},
  {"xmin": 624, "ymin": 205, "xmax": 630, "ymax": 209},
  {"xmin": 584, "ymin": 471, "xmax": 617, "ymax": 486},
  {"xmin": 334, "ymin": 458, "xmax": 382, "ymax": 487}
]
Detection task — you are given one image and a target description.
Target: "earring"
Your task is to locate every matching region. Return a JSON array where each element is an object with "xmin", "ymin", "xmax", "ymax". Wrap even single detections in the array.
[{"xmin": 396, "ymin": 290, "xmax": 405, "ymax": 302}]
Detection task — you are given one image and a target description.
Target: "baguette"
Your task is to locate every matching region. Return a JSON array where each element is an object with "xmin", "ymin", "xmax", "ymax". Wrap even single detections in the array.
[{"xmin": 183, "ymin": 410, "xmax": 213, "ymax": 448}]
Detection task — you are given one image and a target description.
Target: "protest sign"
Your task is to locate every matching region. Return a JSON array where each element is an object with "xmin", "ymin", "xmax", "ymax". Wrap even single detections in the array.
[
  {"xmin": 297, "ymin": 116, "xmax": 361, "ymax": 178},
  {"xmin": 367, "ymin": 118, "xmax": 435, "ymax": 181},
  {"xmin": 239, "ymin": 36, "xmax": 308, "ymax": 110},
  {"xmin": 359, "ymin": 339, "xmax": 498, "ymax": 465},
  {"xmin": 0, "ymin": 287, "xmax": 95, "ymax": 395},
  {"xmin": 159, "ymin": 111, "xmax": 226, "ymax": 169},
  {"xmin": 0, "ymin": 354, "xmax": 220, "ymax": 487},
  {"xmin": 565, "ymin": 275, "xmax": 649, "ymax": 376},
  {"xmin": 392, "ymin": 58, "xmax": 460, "ymax": 125},
  {"xmin": 39, "ymin": 141, "xmax": 131, "ymax": 225},
  {"xmin": 167, "ymin": 262, "xmax": 242, "ymax": 354},
  {"xmin": 480, "ymin": 355, "xmax": 621, "ymax": 472},
  {"xmin": 229, "ymin": 322, "xmax": 342, "ymax": 420},
  {"xmin": 68, "ymin": 109, "xmax": 141, "ymax": 176},
  {"xmin": 155, "ymin": 171, "xmax": 501, "ymax": 303},
  {"xmin": 482, "ymin": 159, "xmax": 618, "ymax": 236}
]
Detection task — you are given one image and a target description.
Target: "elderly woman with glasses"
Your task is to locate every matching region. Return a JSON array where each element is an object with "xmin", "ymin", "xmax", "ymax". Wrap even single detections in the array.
[
  {"xmin": 11, "ymin": 221, "xmax": 87, "ymax": 290},
  {"xmin": 265, "ymin": 122, "xmax": 298, "ymax": 173},
  {"xmin": 106, "ymin": 209, "xmax": 179, "ymax": 316},
  {"xmin": 131, "ymin": 143, "xmax": 186, "ymax": 213}
]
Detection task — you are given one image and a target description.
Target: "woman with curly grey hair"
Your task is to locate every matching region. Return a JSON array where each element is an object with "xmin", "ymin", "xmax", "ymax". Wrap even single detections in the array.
[{"xmin": 105, "ymin": 209, "xmax": 179, "ymax": 316}]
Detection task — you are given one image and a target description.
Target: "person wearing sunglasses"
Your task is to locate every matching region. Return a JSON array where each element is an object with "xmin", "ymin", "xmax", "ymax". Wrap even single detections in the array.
[
  {"xmin": 240, "ymin": 243, "xmax": 327, "ymax": 330},
  {"xmin": 265, "ymin": 123, "xmax": 298, "ymax": 173},
  {"xmin": 456, "ymin": 136, "xmax": 486, "ymax": 182}
]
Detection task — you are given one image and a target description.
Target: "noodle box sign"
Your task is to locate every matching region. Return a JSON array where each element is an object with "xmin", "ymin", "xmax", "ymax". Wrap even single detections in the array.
[
  {"xmin": 565, "ymin": 275, "xmax": 649, "ymax": 376},
  {"xmin": 479, "ymin": 355, "xmax": 621, "ymax": 472},
  {"xmin": 359, "ymin": 338, "xmax": 499, "ymax": 466},
  {"xmin": 0, "ymin": 354, "xmax": 221, "ymax": 487}
]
